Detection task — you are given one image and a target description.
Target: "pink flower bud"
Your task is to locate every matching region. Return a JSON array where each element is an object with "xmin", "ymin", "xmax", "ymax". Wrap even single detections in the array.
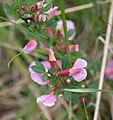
[
  {"xmin": 23, "ymin": 39, "xmax": 37, "ymax": 54},
  {"xmin": 58, "ymin": 69, "xmax": 69, "ymax": 77},
  {"xmin": 69, "ymin": 44, "xmax": 79, "ymax": 52},
  {"xmin": 55, "ymin": 30, "xmax": 62, "ymax": 39},
  {"xmin": 49, "ymin": 49, "xmax": 56, "ymax": 62},
  {"xmin": 37, "ymin": 92, "xmax": 57, "ymax": 107},
  {"xmin": 16, "ymin": 10, "xmax": 22, "ymax": 15},
  {"xmin": 22, "ymin": 6, "xmax": 29, "ymax": 12},
  {"xmin": 45, "ymin": 28, "xmax": 53, "ymax": 36},
  {"xmin": 52, "ymin": 84, "xmax": 61, "ymax": 92},
  {"xmin": 46, "ymin": 6, "xmax": 58, "ymax": 20},
  {"xmin": 31, "ymin": 4, "xmax": 37, "ymax": 12},
  {"xmin": 36, "ymin": 0, "xmax": 44, "ymax": 9},
  {"xmin": 31, "ymin": 0, "xmax": 44, "ymax": 12},
  {"xmin": 48, "ymin": 49, "xmax": 58, "ymax": 69}
]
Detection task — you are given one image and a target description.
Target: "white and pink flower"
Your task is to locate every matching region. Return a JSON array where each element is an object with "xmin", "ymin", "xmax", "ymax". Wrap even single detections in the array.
[
  {"xmin": 56, "ymin": 20, "xmax": 76, "ymax": 40},
  {"xmin": 29, "ymin": 61, "xmax": 51, "ymax": 85},
  {"xmin": 58, "ymin": 58, "xmax": 87, "ymax": 82},
  {"xmin": 37, "ymin": 92, "xmax": 57, "ymax": 107}
]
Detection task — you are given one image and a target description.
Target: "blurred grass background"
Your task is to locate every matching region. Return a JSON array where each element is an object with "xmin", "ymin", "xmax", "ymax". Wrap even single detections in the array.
[{"xmin": 0, "ymin": 0, "xmax": 113, "ymax": 120}]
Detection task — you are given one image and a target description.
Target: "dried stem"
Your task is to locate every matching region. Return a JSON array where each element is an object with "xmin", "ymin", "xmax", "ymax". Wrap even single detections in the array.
[{"xmin": 93, "ymin": 1, "xmax": 113, "ymax": 120}]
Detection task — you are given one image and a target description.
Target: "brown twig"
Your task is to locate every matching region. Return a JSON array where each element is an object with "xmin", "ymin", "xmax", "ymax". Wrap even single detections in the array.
[{"xmin": 93, "ymin": 0, "xmax": 113, "ymax": 120}]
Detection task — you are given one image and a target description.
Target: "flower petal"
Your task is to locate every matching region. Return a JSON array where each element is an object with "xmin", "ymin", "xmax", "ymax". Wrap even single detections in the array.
[
  {"xmin": 37, "ymin": 93, "xmax": 57, "ymax": 107},
  {"xmin": 30, "ymin": 72, "xmax": 48, "ymax": 85},
  {"xmin": 23, "ymin": 39, "xmax": 37, "ymax": 54},
  {"xmin": 74, "ymin": 58, "xmax": 87, "ymax": 68},
  {"xmin": 29, "ymin": 61, "xmax": 36, "ymax": 73},
  {"xmin": 72, "ymin": 69, "xmax": 87, "ymax": 82},
  {"xmin": 42, "ymin": 61, "xmax": 51, "ymax": 72}
]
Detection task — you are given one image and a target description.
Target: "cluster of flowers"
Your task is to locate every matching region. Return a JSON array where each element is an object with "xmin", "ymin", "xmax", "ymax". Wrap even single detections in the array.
[
  {"xmin": 18, "ymin": 0, "xmax": 78, "ymax": 54},
  {"xmin": 18, "ymin": 0, "xmax": 88, "ymax": 107},
  {"xmin": 23, "ymin": 46, "xmax": 87, "ymax": 107},
  {"xmin": 17, "ymin": 0, "xmax": 58, "ymax": 23}
]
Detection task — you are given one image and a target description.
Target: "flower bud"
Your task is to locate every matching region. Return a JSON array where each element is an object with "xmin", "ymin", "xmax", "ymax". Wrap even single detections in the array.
[
  {"xmin": 69, "ymin": 44, "xmax": 79, "ymax": 52},
  {"xmin": 45, "ymin": 28, "xmax": 53, "ymax": 36},
  {"xmin": 22, "ymin": 6, "xmax": 29, "ymax": 12},
  {"xmin": 23, "ymin": 38, "xmax": 37, "ymax": 54},
  {"xmin": 31, "ymin": 4, "xmax": 37, "ymax": 12},
  {"xmin": 16, "ymin": 10, "xmax": 22, "ymax": 15},
  {"xmin": 58, "ymin": 69, "xmax": 69, "ymax": 77}
]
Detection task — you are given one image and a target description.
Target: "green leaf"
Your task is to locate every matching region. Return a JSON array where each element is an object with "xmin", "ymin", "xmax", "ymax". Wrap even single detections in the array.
[
  {"xmin": 39, "ymin": 4, "xmax": 52, "ymax": 13},
  {"xmin": 64, "ymin": 91, "xmax": 71, "ymax": 101},
  {"xmin": 5, "ymin": 4, "xmax": 14, "ymax": 15},
  {"xmin": 67, "ymin": 29, "xmax": 75, "ymax": 38},
  {"xmin": 42, "ymin": 73, "xmax": 48, "ymax": 82},
  {"xmin": 64, "ymin": 88, "xmax": 113, "ymax": 93},
  {"xmin": 62, "ymin": 54, "xmax": 69, "ymax": 70},
  {"xmin": 31, "ymin": 61, "xmax": 45, "ymax": 74},
  {"xmin": 14, "ymin": 0, "xmax": 22, "ymax": 6},
  {"xmin": 26, "ymin": 0, "xmax": 35, "ymax": 5},
  {"xmin": 54, "ymin": 87, "xmax": 62, "ymax": 95}
]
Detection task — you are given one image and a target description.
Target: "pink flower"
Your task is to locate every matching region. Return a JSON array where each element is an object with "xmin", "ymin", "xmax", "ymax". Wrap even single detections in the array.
[
  {"xmin": 43, "ymin": 4, "xmax": 58, "ymax": 20},
  {"xmin": 29, "ymin": 61, "xmax": 51, "ymax": 85},
  {"xmin": 23, "ymin": 39, "xmax": 37, "ymax": 54},
  {"xmin": 58, "ymin": 58, "xmax": 87, "ymax": 82},
  {"xmin": 69, "ymin": 58, "xmax": 87, "ymax": 82},
  {"xmin": 37, "ymin": 92, "xmax": 57, "ymax": 107},
  {"xmin": 105, "ymin": 60, "xmax": 113, "ymax": 79},
  {"xmin": 69, "ymin": 44, "xmax": 79, "ymax": 52},
  {"xmin": 49, "ymin": 49, "xmax": 58, "ymax": 69},
  {"xmin": 56, "ymin": 20, "xmax": 76, "ymax": 40}
]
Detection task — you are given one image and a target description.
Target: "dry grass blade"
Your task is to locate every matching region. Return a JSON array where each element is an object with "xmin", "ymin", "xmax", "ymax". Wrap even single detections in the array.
[{"xmin": 93, "ymin": 0, "xmax": 113, "ymax": 120}]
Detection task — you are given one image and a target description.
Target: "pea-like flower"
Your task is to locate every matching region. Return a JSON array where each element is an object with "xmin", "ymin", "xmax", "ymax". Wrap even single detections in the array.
[
  {"xmin": 37, "ymin": 92, "xmax": 57, "ymax": 107},
  {"xmin": 58, "ymin": 58, "xmax": 87, "ymax": 82},
  {"xmin": 29, "ymin": 61, "xmax": 51, "ymax": 85},
  {"xmin": 23, "ymin": 38, "xmax": 37, "ymax": 54},
  {"xmin": 56, "ymin": 20, "xmax": 76, "ymax": 40}
]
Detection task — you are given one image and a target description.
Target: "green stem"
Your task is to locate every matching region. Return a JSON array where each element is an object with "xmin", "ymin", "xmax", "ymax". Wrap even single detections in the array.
[
  {"xmin": 59, "ymin": 0, "xmax": 71, "ymax": 66},
  {"xmin": 8, "ymin": 52, "xmax": 23, "ymax": 68},
  {"xmin": 0, "ymin": 16, "xmax": 49, "ymax": 48},
  {"xmin": 68, "ymin": 100, "xmax": 72, "ymax": 120}
]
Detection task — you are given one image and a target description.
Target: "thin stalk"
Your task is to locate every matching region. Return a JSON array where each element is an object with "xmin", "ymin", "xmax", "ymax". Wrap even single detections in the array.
[
  {"xmin": 59, "ymin": 0, "xmax": 71, "ymax": 66},
  {"xmin": 68, "ymin": 100, "xmax": 72, "ymax": 120},
  {"xmin": 83, "ymin": 98, "xmax": 89, "ymax": 120},
  {"xmin": 8, "ymin": 52, "xmax": 23, "ymax": 68},
  {"xmin": 0, "ymin": 16, "xmax": 49, "ymax": 48}
]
